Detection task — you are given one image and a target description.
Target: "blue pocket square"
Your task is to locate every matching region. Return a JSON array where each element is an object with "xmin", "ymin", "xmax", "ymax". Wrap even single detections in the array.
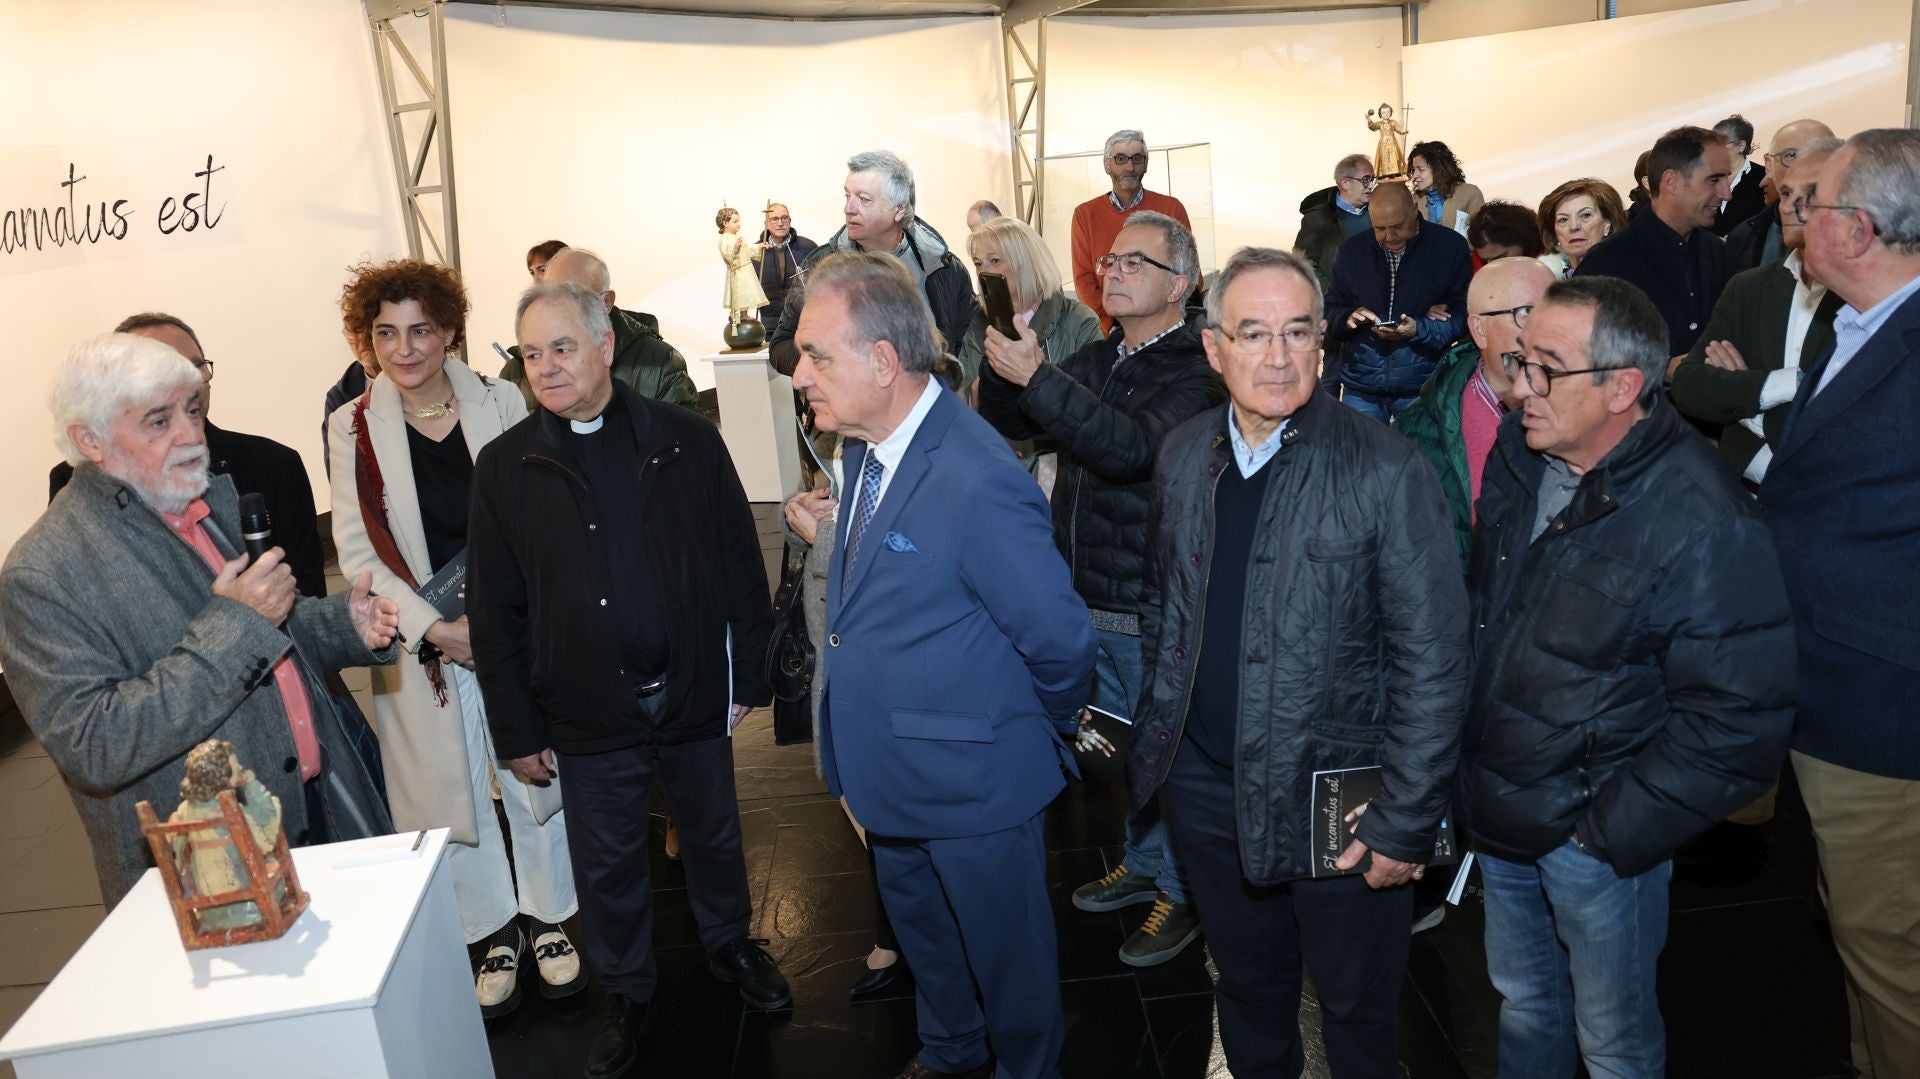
[{"xmin": 883, "ymin": 531, "xmax": 920, "ymax": 554}]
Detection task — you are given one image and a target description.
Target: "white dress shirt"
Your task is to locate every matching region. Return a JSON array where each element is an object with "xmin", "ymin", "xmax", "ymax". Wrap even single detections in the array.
[
  {"xmin": 846, "ymin": 376, "xmax": 943, "ymax": 543},
  {"xmin": 1741, "ymin": 251, "xmax": 1827, "ymax": 482}
]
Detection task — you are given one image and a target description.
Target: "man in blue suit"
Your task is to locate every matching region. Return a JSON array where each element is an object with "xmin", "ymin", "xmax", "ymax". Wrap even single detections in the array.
[
  {"xmin": 793, "ymin": 251, "xmax": 1097, "ymax": 1079},
  {"xmin": 1762, "ymin": 129, "xmax": 1920, "ymax": 1074}
]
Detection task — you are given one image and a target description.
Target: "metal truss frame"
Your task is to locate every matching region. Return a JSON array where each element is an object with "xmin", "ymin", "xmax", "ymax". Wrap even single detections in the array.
[{"xmin": 365, "ymin": 1, "xmax": 463, "ymax": 275}]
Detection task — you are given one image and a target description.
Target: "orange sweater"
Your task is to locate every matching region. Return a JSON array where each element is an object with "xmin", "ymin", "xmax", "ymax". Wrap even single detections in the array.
[{"xmin": 1070, "ymin": 189, "xmax": 1193, "ymax": 332}]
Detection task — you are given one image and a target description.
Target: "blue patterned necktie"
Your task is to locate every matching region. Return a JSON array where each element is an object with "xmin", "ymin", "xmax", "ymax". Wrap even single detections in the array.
[{"xmin": 841, "ymin": 451, "xmax": 886, "ymax": 590}]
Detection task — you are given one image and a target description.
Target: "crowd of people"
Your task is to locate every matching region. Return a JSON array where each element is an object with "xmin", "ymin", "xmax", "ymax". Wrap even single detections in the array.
[{"xmin": 0, "ymin": 111, "xmax": 1914, "ymax": 1079}]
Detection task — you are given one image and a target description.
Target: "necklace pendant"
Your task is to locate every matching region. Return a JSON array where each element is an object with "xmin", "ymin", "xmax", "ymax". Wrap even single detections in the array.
[{"xmin": 404, "ymin": 400, "xmax": 456, "ymax": 420}]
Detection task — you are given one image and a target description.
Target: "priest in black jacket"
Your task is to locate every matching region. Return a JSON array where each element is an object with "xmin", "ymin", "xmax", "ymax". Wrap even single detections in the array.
[
  {"xmin": 468, "ymin": 280, "xmax": 786, "ymax": 1079},
  {"xmin": 48, "ymin": 312, "xmax": 324, "ymax": 599}
]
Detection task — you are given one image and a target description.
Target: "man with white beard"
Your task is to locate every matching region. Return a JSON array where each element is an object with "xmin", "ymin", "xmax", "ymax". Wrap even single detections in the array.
[{"xmin": 0, "ymin": 332, "xmax": 403, "ymax": 909}]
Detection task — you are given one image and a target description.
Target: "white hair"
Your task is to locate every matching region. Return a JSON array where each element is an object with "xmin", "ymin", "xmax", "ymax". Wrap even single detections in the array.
[
  {"xmin": 847, "ymin": 150, "xmax": 916, "ymax": 217},
  {"xmin": 1105, "ymin": 130, "xmax": 1147, "ymax": 157},
  {"xmin": 516, "ymin": 281, "xmax": 613, "ymax": 344},
  {"xmin": 49, "ymin": 333, "xmax": 201, "ymax": 466},
  {"xmin": 544, "ymin": 246, "xmax": 612, "ymax": 294}
]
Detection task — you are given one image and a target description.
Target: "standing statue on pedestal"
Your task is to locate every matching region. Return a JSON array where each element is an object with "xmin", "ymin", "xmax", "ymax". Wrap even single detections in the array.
[
  {"xmin": 1368, "ymin": 103, "xmax": 1410, "ymax": 180},
  {"xmin": 718, "ymin": 207, "xmax": 770, "ymax": 350},
  {"xmin": 167, "ymin": 740, "xmax": 286, "ymax": 931}
]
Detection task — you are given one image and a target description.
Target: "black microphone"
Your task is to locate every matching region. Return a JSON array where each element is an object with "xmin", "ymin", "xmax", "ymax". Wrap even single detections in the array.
[{"xmin": 237, "ymin": 493, "xmax": 273, "ymax": 563}]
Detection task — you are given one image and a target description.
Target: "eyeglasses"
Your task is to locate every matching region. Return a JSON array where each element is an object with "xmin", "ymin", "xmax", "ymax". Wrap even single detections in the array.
[
  {"xmin": 1763, "ymin": 147, "xmax": 1801, "ymax": 167},
  {"xmin": 1476, "ymin": 305, "xmax": 1532, "ymax": 330},
  {"xmin": 767, "ymin": 215, "xmax": 791, "ymax": 223},
  {"xmin": 1339, "ymin": 174, "xmax": 1378, "ymax": 188},
  {"xmin": 191, "ymin": 359, "xmax": 214, "ymax": 379},
  {"xmin": 1794, "ymin": 200, "xmax": 1865, "ymax": 225},
  {"xmin": 1499, "ymin": 352, "xmax": 1621, "ymax": 397},
  {"xmin": 1109, "ymin": 153, "xmax": 1149, "ymax": 167},
  {"xmin": 1217, "ymin": 326, "xmax": 1319, "ymax": 354},
  {"xmin": 1095, "ymin": 251, "xmax": 1178, "ymax": 276}
]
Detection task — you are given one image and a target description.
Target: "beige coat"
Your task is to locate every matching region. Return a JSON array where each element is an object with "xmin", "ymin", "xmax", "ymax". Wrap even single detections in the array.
[{"xmin": 327, "ymin": 361, "xmax": 555, "ymax": 845}]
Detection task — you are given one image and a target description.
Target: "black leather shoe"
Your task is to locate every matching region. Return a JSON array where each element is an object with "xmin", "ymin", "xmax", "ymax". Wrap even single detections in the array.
[
  {"xmin": 848, "ymin": 958, "xmax": 910, "ymax": 999},
  {"xmin": 894, "ymin": 1056, "xmax": 993, "ymax": 1079},
  {"xmin": 584, "ymin": 992, "xmax": 652, "ymax": 1078},
  {"xmin": 708, "ymin": 937, "xmax": 793, "ymax": 1009}
]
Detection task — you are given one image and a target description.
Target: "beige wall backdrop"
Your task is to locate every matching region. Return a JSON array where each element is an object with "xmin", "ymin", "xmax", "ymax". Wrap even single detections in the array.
[
  {"xmin": 1402, "ymin": 0, "xmax": 1913, "ymax": 214},
  {"xmin": 0, "ymin": 0, "xmax": 406, "ymax": 561},
  {"xmin": 1044, "ymin": 10, "xmax": 1407, "ymax": 261},
  {"xmin": 1, "ymin": 0, "xmax": 1910, "ymax": 564},
  {"xmin": 444, "ymin": 7, "xmax": 1013, "ymax": 388}
]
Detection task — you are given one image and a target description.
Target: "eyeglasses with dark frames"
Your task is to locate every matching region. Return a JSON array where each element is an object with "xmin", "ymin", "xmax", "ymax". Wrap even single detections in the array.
[
  {"xmin": 1095, "ymin": 251, "xmax": 1178, "ymax": 276},
  {"xmin": 1477, "ymin": 305, "xmax": 1532, "ymax": 330},
  {"xmin": 1109, "ymin": 153, "xmax": 1149, "ymax": 167},
  {"xmin": 1499, "ymin": 351, "xmax": 1622, "ymax": 397}
]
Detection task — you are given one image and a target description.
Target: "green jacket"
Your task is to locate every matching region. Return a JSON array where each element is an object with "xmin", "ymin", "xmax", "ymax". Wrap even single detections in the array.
[
  {"xmin": 1392, "ymin": 339, "xmax": 1480, "ymax": 572},
  {"xmin": 499, "ymin": 307, "xmax": 698, "ymax": 412}
]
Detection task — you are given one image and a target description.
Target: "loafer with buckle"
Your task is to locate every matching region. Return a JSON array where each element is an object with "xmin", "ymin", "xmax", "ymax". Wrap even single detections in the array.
[
  {"xmin": 475, "ymin": 925, "xmax": 527, "ymax": 1019},
  {"xmin": 708, "ymin": 937, "xmax": 793, "ymax": 1009},
  {"xmin": 1072, "ymin": 863, "xmax": 1160, "ymax": 912},
  {"xmin": 532, "ymin": 923, "xmax": 586, "ymax": 999},
  {"xmin": 585, "ymin": 992, "xmax": 653, "ymax": 1078}
]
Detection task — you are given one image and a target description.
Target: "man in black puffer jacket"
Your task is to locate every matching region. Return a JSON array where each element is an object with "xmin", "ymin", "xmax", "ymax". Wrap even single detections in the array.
[
  {"xmin": 1460, "ymin": 276, "xmax": 1794, "ymax": 1079},
  {"xmin": 1130, "ymin": 247, "xmax": 1468, "ymax": 1076},
  {"xmin": 978, "ymin": 210, "xmax": 1225, "ymax": 969}
]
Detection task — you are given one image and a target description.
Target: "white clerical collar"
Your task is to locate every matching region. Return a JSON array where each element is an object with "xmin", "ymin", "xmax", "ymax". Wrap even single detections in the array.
[{"xmin": 569, "ymin": 413, "xmax": 606, "ymax": 434}]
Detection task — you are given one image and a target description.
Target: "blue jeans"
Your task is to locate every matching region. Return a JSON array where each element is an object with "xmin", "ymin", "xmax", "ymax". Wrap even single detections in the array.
[
  {"xmin": 1479, "ymin": 843, "xmax": 1672, "ymax": 1079},
  {"xmin": 1344, "ymin": 390, "xmax": 1420, "ymax": 423},
  {"xmin": 1091, "ymin": 627, "xmax": 1187, "ymax": 905}
]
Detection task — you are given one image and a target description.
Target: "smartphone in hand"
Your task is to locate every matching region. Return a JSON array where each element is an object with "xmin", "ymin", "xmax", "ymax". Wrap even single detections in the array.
[{"xmin": 981, "ymin": 272, "xmax": 1022, "ymax": 342}]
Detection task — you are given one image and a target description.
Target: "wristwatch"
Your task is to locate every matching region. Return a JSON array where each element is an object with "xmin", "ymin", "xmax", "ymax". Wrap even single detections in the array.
[{"xmin": 1569, "ymin": 829, "xmax": 1597, "ymax": 858}]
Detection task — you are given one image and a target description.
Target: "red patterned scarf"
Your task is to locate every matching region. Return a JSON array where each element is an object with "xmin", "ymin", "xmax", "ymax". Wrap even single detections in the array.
[{"xmin": 350, "ymin": 393, "xmax": 448, "ymax": 706}]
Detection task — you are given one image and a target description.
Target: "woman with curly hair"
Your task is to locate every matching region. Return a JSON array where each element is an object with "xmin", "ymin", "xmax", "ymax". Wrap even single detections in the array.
[
  {"xmin": 328, "ymin": 259, "xmax": 580, "ymax": 1018},
  {"xmin": 1408, "ymin": 140, "xmax": 1485, "ymax": 234},
  {"xmin": 1535, "ymin": 178, "xmax": 1629, "ymax": 279}
]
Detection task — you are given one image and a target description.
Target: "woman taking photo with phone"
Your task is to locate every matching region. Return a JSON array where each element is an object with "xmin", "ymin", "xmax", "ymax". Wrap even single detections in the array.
[{"xmin": 958, "ymin": 216, "xmax": 1101, "ymax": 491}]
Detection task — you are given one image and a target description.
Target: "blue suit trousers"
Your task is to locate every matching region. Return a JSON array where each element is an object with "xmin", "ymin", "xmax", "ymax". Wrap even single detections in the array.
[{"xmin": 871, "ymin": 810, "xmax": 1062, "ymax": 1079}]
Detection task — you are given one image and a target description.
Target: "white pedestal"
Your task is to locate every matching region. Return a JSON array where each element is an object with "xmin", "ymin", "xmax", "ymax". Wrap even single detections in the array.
[
  {"xmin": 0, "ymin": 829, "xmax": 492, "ymax": 1079},
  {"xmin": 704, "ymin": 350, "xmax": 802, "ymax": 503}
]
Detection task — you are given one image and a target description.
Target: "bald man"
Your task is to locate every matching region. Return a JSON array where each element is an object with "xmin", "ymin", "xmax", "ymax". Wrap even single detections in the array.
[
  {"xmin": 496, "ymin": 247, "xmax": 699, "ymax": 411},
  {"xmin": 1727, "ymin": 118, "xmax": 1837, "ymax": 271},
  {"xmin": 1324, "ymin": 181, "xmax": 1473, "ymax": 423},
  {"xmin": 1394, "ymin": 256, "xmax": 1555, "ymax": 569}
]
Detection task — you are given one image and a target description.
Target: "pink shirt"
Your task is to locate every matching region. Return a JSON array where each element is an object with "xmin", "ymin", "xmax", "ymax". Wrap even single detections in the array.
[
  {"xmin": 1460, "ymin": 367, "xmax": 1506, "ymax": 524},
  {"xmin": 161, "ymin": 499, "xmax": 322, "ymax": 782}
]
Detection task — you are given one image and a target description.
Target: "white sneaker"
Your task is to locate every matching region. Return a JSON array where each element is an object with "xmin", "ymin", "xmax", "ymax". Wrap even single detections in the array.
[
  {"xmin": 475, "ymin": 926, "xmax": 526, "ymax": 1018},
  {"xmin": 532, "ymin": 923, "xmax": 585, "ymax": 999}
]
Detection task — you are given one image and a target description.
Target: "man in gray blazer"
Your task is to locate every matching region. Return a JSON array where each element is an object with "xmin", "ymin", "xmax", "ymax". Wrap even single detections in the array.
[{"xmin": 0, "ymin": 332, "xmax": 401, "ymax": 909}]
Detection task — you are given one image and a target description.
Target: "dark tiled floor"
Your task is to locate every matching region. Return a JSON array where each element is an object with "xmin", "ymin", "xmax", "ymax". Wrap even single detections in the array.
[{"xmin": 0, "ymin": 504, "xmax": 1859, "ymax": 1078}]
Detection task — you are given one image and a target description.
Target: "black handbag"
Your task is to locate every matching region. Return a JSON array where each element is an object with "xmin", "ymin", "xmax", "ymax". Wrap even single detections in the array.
[{"xmin": 765, "ymin": 543, "xmax": 816, "ymax": 746}]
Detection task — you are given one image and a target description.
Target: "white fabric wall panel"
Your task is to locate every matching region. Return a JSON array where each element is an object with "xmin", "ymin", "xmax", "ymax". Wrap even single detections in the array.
[
  {"xmin": 0, "ymin": 0, "xmax": 406, "ymax": 560},
  {"xmin": 1402, "ymin": 0, "xmax": 1912, "ymax": 216},
  {"xmin": 1044, "ymin": 11, "xmax": 1406, "ymax": 261},
  {"xmin": 444, "ymin": 7, "xmax": 1012, "ymax": 389}
]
